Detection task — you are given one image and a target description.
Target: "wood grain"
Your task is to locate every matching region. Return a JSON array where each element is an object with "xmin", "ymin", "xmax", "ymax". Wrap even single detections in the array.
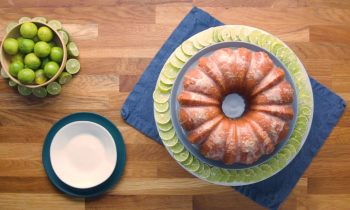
[{"xmin": 0, "ymin": 0, "xmax": 349, "ymax": 210}]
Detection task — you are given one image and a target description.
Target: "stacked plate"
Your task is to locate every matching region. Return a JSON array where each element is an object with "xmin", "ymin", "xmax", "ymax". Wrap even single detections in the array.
[
  {"xmin": 153, "ymin": 25, "xmax": 313, "ymax": 186},
  {"xmin": 42, "ymin": 112, "xmax": 126, "ymax": 197}
]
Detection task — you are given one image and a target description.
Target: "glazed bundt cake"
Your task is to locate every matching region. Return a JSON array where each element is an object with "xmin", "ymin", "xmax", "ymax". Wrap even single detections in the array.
[{"xmin": 177, "ymin": 47, "xmax": 294, "ymax": 165}]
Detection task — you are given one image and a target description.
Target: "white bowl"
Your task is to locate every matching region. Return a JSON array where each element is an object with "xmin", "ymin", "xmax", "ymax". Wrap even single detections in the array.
[{"xmin": 50, "ymin": 121, "xmax": 117, "ymax": 189}]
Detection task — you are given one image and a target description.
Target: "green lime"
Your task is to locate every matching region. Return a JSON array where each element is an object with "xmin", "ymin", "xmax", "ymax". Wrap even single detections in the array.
[
  {"xmin": 47, "ymin": 82, "xmax": 61, "ymax": 95},
  {"xmin": 40, "ymin": 57, "xmax": 49, "ymax": 69},
  {"xmin": 9, "ymin": 61, "xmax": 24, "ymax": 77},
  {"xmin": 19, "ymin": 17, "xmax": 31, "ymax": 24},
  {"xmin": 18, "ymin": 68, "xmax": 35, "ymax": 84},
  {"xmin": 50, "ymin": 47, "xmax": 64, "ymax": 63},
  {"xmin": 11, "ymin": 54, "xmax": 24, "ymax": 63},
  {"xmin": 34, "ymin": 69, "xmax": 47, "ymax": 85},
  {"xmin": 58, "ymin": 29, "xmax": 69, "ymax": 45},
  {"xmin": 37, "ymin": 26, "xmax": 53, "ymax": 42},
  {"xmin": 44, "ymin": 61, "xmax": 59, "ymax": 78},
  {"xmin": 33, "ymin": 87, "xmax": 47, "ymax": 98},
  {"xmin": 67, "ymin": 42, "xmax": 79, "ymax": 57},
  {"xmin": 58, "ymin": 71, "xmax": 72, "ymax": 85},
  {"xmin": 18, "ymin": 85, "xmax": 32, "ymax": 96},
  {"xmin": 65, "ymin": 59, "xmax": 80, "ymax": 74},
  {"xmin": 3, "ymin": 38, "xmax": 18, "ymax": 55},
  {"xmin": 1, "ymin": 67, "xmax": 9, "ymax": 79},
  {"xmin": 18, "ymin": 38, "xmax": 35, "ymax": 54},
  {"xmin": 32, "ymin": 17, "xmax": 47, "ymax": 23},
  {"xmin": 20, "ymin": 22, "xmax": 38, "ymax": 39},
  {"xmin": 34, "ymin": 41, "xmax": 51, "ymax": 58},
  {"xmin": 24, "ymin": 53, "xmax": 41, "ymax": 70},
  {"xmin": 48, "ymin": 20, "xmax": 62, "ymax": 30},
  {"xmin": 6, "ymin": 22, "xmax": 17, "ymax": 33},
  {"xmin": 9, "ymin": 79, "xmax": 17, "ymax": 87}
]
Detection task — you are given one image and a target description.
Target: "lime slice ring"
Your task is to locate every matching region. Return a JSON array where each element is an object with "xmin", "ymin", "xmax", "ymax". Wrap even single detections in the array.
[
  {"xmin": 48, "ymin": 20, "xmax": 62, "ymax": 31},
  {"xmin": 65, "ymin": 59, "xmax": 80, "ymax": 75},
  {"xmin": 47, "ymin": 82, "xmax": 62, "ymax": 95},
  {"xmin": 33, "ymin": 87, "xmax": 48, "ymax": 98},
  {"xmin": 67, "ymin": 42, "xmax": 79, "ymax": 58}
]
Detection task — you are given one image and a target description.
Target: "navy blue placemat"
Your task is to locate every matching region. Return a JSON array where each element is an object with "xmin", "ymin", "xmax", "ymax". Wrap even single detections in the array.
[{"xmin": 121, "ymin": 7, "xmax": 346, "ymax": 210}]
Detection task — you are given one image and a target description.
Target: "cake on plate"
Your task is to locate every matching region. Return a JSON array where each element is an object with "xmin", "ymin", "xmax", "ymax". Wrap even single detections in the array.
[{"xmin": 177, "ymin": 47, "xmax": 294, "ymax": 165}]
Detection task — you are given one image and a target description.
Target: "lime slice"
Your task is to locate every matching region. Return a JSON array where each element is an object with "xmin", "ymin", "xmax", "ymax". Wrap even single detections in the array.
[
  {"xmin": 284, "ymin": 144, "xmax": 297, "ymax": 156},
  {"xmin": 58, "ymin": 71, "xmax": 72, "ymax": 85},
  {"xmin": 9, "ymin": 80, "xmax": 17, "ymax": 87},
  {"xmin": 289, "ymin": 138, "xmax": 301, "ymax": 151},
  {"xmin": 157, "ymin": 122, "xmax": 172, "ymax": 132},
  {"xmin": 159, "ymin": 128, "xmax": 175, "ymax": 141},
  {"xmin": 238, "ymin": 27, "xmax": 249, "ymax": 42},
  {"xmin": 163, "ymin": 62, "xmax": 179, "ymax": 78},
  {"xmin": 32, "ymin": 17, "xmax": 47, "ymax": 23},
  {"xmin": 170, "ymin": 142, "xmax": 185, "ymax": 154},
  {"xmin": 220, "ymin": 28, "xmax": 232, "ymax": 41},
  {"xmin": 65, "ymin": 59, "xmax": 80, "ymax": 74},
  {"xmin": 251, "ymin": 166, "xmax": 265, "ymax": 181},
  {"xmin": 248, "ymin": 30, "xmax": 261, "ymax": 44},
  {"xmin": 154, "ymin": 110, "xmax": 171, "ymax": 125},
  {"xmin": 67, "ymin": 42, "xmax": 79, "ymax": 58},
  {"xmin": 183, "ymin": 155, "xmax": 194, "ymax": 166},
  {"xmin": 271, "ymin": 42, "xmax": 284, "ymax": 55},
  {"xmin": 174, "ymin": 150, "xmax": 190, "ymax": 162},
  {"xmin": 18, "ymin": 17, "xmax": 31, "ymax": 24},
  {"xmin": 260, "ymin": 164, "xmax": 273, "ymax": 177},
  {"xmin": 196, "ymin": 163, "xmax": 204, "ymax": 174},
  {"xmin": 154, "ymin": 101, "xmax": 169, "ymax": 113},
  {"xmin": 1, "ymin": 68, "xmax": 9, "ymax": 79},
  {"xmin": 192, "ymin": 38, "xmax": 204, "ymax": 50},
  {"xmin": 219, "ymin": 169, "xmax": 230, "ymax": 182},
  {"xmin": 262, "ymin": 35, "xmax": 275, "ymax": 51},
  {"xmin": 174, "ymin": 47, "xmax": 190, "ymax": 63},
  {"xmin": 229, "ymin": 27, "xmax": 239, "ymax": 41},
  {"xmin": 181, "ymin": 40, "xmax": 198, "ymax": 56},
  {"xmin": 159, "ymin": 74, "xmax": 174, "ymax": 86},
  {"xmin": 208, "ymin": 167, "xmax": 223, "ymax": 181},
  {"xmin": 199, "ymin": 164, "xmax": 210, "ymax": 179},
  {"xmin": 17, "ymin": 85, "xmax": 32, "ymax": 96},
  {"xmin": 32, "ymin": 87, "xmax": 47, "ymax": 98},
  {"xmin": 287, "ymin": 61, "xmax": 300, "ymax": 74},
  {"xmin": 58, "ymin": 29, "xmax": 69, "ymax": 45},
  {"xmin": 169, "ymin": 55, "xmax": 184, "ymax": 69},
  {"xmin": 48, "ymin": 20, "xmax": 62, "ymax": 30},
  {"xmin": 235, "ymin": 170, "xmax": 245, "ymax": 182},
  {"xmin": 197, "ymin": 32, "xmax": 211, "ymax": 47},
  {"xmin": 241, "ymin": 168, "xmax": 255, "ymax": 182},
  {"xmin": 6, "ymin": 22, "xmax": 17, "ymax": 33},
  {"xmin": 158, "ymin": 81, "xmax": 172, "ymax": 93},
  {"xmin": 162, "ymin": 136, "xmax": 178, "ymax": 147},
  {"xmin": 153, "ymin": 88, "xmax": 170, "ymax": 104},
  {"xmin": 276, "ymin": 47, "xmax": 291, "ymax": 64},
  {"xmin": 257, "ymin": 33, "xmax": 268, "ymax": 47},
  {"xmin": 300, "ymin": 106, "xmax": 312, "ymax": 117},
  {"xmin": 276, "ymin": 153, "xmax": 288, "ymax": 169},
  {"xmin": 46, "ymin": 82, "xmax": 61, "ymax": 95},
  {"xmin": 228, "ymin": 170, "xmax": 238, "ymax": 182},
  {"xmin": 188, "ymin": 158, "xmax": 201, "ymax": 172}
]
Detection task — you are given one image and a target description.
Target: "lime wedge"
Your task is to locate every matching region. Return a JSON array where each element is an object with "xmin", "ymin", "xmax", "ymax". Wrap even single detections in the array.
[
  {"xmin": 157, "ymin": 121, "xmax": 172, "ymax": 132},
  {"xmin": 48, "ymin": 20, "xmax": 62, "ymax": 30},
  {"xmin": 188, "ymin": 158, "xmax": 201, "ymax": 172},
  {"xmin": 154, "ymin": 101, "xmax": 169, "ymax": 113},
  {"xmin": 58, "ymin": 71, "xmax": 72, "ymax": 85},
  {"xmin": 67, "ymin": 42, "xmax": 79, "ymax": 58},
  {"xmin": 170, "ymin": 142, "xmax": 185, "ymax": 154},
  {"xmin": 58, "ymin": 29, "xmax": 70, "ymax": 45},
  {"xmin": 6, "ymin": 22, "xmax": 17, "ymax": 33},
  {"xmin": 46, "ymin": 82, "xmax": 61, "ymax": 95},
  {"xmin": 154, "ymin": 110, "xmax": 171, "ymax": 124},
  {"xmin": 183, "ymin": 155, "xmax": 194, "ymax": 166},
  {"xmin": 175, "ymin": 47, "xmax": 190, "ymax": 63},
  {"xmin": 1, "ymin": 68, "xmax": 9, "ymax": 79},
  {"xmin": 18, "ymin": 17, "xmax": 31, "ymax": 24},
  {"xmin": 9, "ymin": 80, "xmax": 17, "ymax": 87},
  {"xmin": 32, "ymin": 17, "xmax": 47, "ymax": 23},
  {"xmin": 174, "ymin": 150, "xmax": 190, "ymax": 162},
  {"xmin": 248, "ymin": 30, "xmax": 261, "ymax": 44},
  {"xmin": 33, "ymin": 87, "xmax": 47, "ymax": 98},
  {"xmin": 220, "ymin": 28, "xmax": 232, "ymax": 41},
  {"xmin": 199, "ymin": 164, "xmax": 211, "ymax": 179},
  {"xmin": 163, "ymin": 136, "xmax": 178, "ymax": 147},
  {"xmin": 181, "ymin": 40, "xmax": 198, "ymax": 56},
  {"xmin": 159, "ymin": 129, "xmax": 175, "ymax": 141},
  {"xmin": 18, "ymin": 85, "xmax": 32, "ymax": 96},
  {"xmin": 65, "ymin": 59, "xmax": 80, "ymax": 74},
  {"xmin": 153, "ymin": 88, "xmax": 170, "ymax": 104}
]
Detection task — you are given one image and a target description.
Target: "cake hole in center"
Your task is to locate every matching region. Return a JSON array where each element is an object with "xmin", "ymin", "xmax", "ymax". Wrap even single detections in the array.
[{"xmin": 221, "ymin": 93, "xmax": 246, "ymax": 119}]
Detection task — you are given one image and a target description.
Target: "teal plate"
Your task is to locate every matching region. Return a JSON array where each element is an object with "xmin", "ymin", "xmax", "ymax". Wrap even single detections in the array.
[{"xmin": 42, "ymin": 112, "xmax": 126, "ymax": 198}]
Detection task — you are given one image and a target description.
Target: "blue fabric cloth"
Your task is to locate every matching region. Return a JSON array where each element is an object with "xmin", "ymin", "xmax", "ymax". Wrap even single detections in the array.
[{"xmin": 121, "ymin": 7, "xmax": 346, "ymax": 210}]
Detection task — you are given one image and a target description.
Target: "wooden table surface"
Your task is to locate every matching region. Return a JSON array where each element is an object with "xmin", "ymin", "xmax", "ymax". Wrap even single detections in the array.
[{"xmin": 0, "ymin": 1, "xmax": 350, "ymax": 209}]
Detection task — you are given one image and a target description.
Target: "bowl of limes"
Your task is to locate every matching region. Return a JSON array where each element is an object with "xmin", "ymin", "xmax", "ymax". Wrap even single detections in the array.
[{"xmin": 1, "ymin": 20, "xmax": 67, "ymax": 89}]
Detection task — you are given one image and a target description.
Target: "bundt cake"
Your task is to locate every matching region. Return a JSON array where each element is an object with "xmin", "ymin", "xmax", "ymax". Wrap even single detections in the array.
[{"xmin": 177, "ymin": 47, "xmax": 294, "ymax": 165}]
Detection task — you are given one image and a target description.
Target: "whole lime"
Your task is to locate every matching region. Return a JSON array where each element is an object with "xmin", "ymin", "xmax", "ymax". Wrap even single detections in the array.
[
  {"xmin": 3, "ymin": 38, "xmax": 18, "ymax": 55},
  {"xmin": 44, "ymin": 61, "xmax": 59, "ymax": 78},
  {"xmin": 37, "ymin": 26, "xmax": 53, "ymax": 42},
  {"xmin": 35, "ymin": 69, "xmax": 47, "ymax": 85},
  {"xmin": 18, "ymin": 68, "xmax": 35, "ymax": 84},
  {"xmin": 18, "ymin": 38, "xmax": 35, "ymax": 54},
  {"xmin": 24, "ymin": 53, "xmax": 41, "ymax": 70},
  {"xmin": 20, "ymin": 22, "xmax": 38, "ymax": 38},
  {"xmin": 9, "ymin": 61, "xmax": 24, "ymax": 77},
  {"xmin": 11, "ymin": 54, "xmax": 24, "ymax": 63},
  {"xmin": 50, "ymin": 47, "xmax": 63, "ymax": 63},
  {"xmin": 34, "ymin": 41, "xmax": 51, "ymax": 58}
]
